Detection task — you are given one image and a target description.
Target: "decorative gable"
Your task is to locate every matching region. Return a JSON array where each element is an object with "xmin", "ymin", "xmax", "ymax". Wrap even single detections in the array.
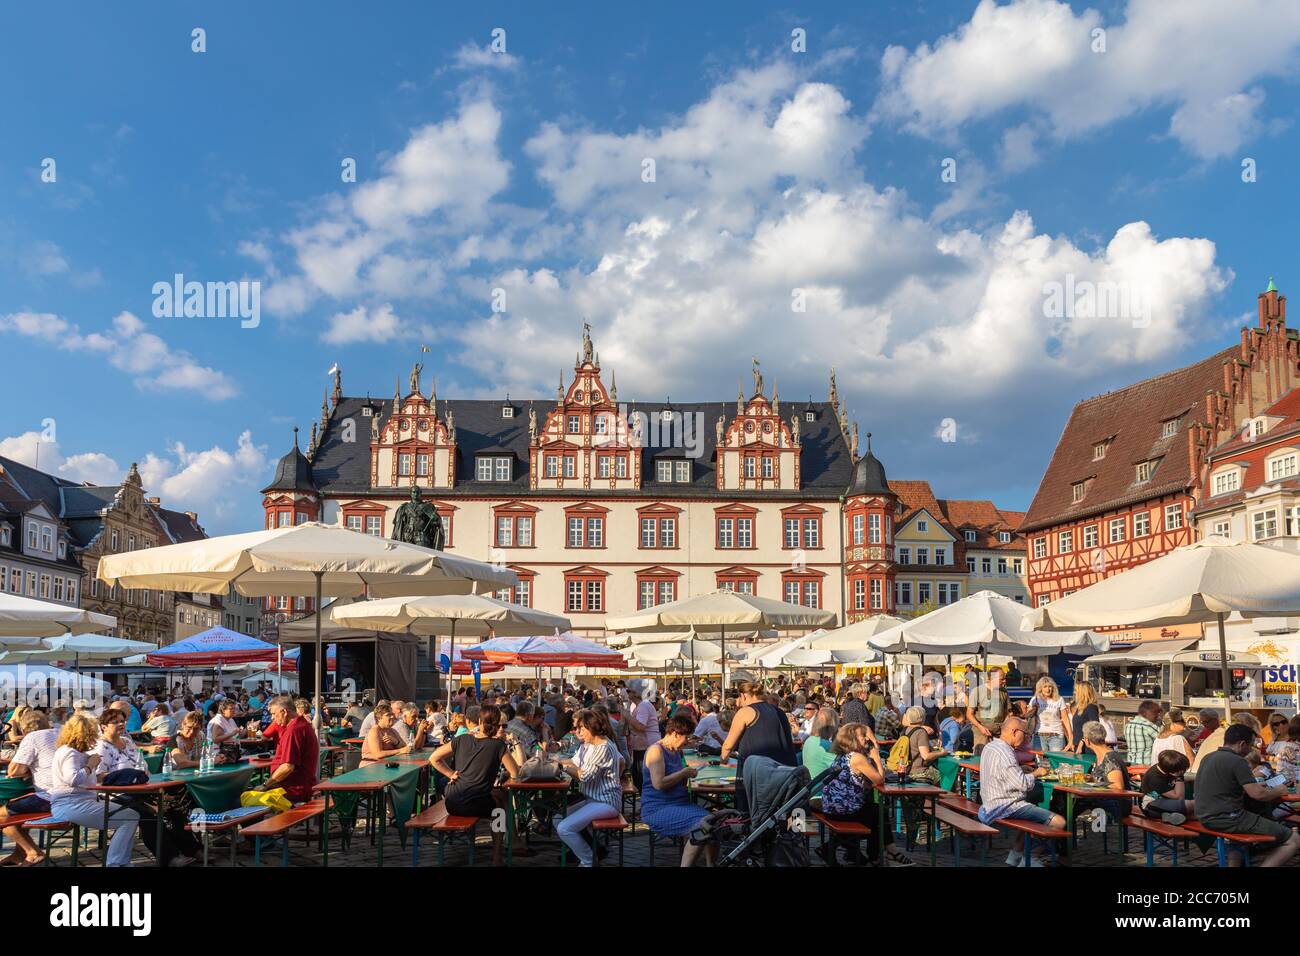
[
  {"xmin": 371, "ymin": 363, "xmax": 457, "ymax": 490},
  {"xmin": 715, "ymin": 358, "xmax": 800, "ymax": 491}
]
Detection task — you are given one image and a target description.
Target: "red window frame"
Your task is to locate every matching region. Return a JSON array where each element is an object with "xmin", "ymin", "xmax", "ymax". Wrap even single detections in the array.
[
  {"xmin": 563, "ymin": 567, "xmax": 608, "ymax": 613},
  {"xmin": 715, "ymin": 504, "xmax": 758, "ymax": 550},
  {"xmin": 563, "ymin": 504, "xmax": 609, "ymax": 549},
  {"xmin": 636, "ymin": 503, "xmax": 682, "ymax": 550},
  {"xmin": 635, "ymin": 567, "xmax": 680, "ymax": 609},
  {"xmin": 492, "ymin": 502, "xmax": 539, "ymax": 549}
]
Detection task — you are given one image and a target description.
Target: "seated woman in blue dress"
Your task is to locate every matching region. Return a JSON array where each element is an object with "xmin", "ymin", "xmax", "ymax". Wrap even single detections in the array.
[{"xmin": 641, "ymin": 713, "xmax": 717, "ymax": 867}]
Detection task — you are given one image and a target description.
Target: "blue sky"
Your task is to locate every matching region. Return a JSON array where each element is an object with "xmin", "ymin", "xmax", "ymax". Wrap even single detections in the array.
[{"xmin": 2, "ymin": 0, "xmax": 1299, "ymax": 532}]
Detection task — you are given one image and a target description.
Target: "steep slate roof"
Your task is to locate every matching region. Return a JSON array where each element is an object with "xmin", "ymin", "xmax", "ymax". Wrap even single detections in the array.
[
  {"xmin": 1020, "ymin": 347, "xmax": 1236, "ymax": 533},
  {"xmin": 150, "ymin": 505, "xmax": 206, "ymax": 544},
  {"xmin": 309, "ymin": 397, "xmax": 855, "ymax": 499}
]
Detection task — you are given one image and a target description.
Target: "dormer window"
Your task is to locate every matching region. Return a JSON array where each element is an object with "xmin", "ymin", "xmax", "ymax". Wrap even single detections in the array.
[
  {"xmin": 0, "ymin": 527, "xmax": 9, "ymax": 547},
  {"xmin": 805, "ymin": 411, "xmax": 815, "ymax": 422},
  {"xmin": 1136, "ymin": 459, "xmax": 1160, "ymax": 483},
  {"xmin": 998, "ymin": 531, "xmax": 1011, "ymax": 543},
  {"xmin": 361, "ymin": 406, "xmax": 373, "ymax": 417},
  {"xmin": 1161, "ymin": 419, "xmax": 1178, "ymax": 439},
  {"xmin": 475, "ymin": 455, "xmax": 513, "ymax": 482},
  {"xmin": 963, "ymin": 529, "xmax": 977, "ymax": 542},
  {"xmin": 656, "ymin": 459, "xmax": 691, "ymax": 483},
  {"xmin": 661, "ymin": 409, "xmax": 675, "ymax": 422},
  {"xmin": 1250, "ymin": 417, "xmax": 1268, "ymax": 438},
  {"xmin": 502, "ymin": 406, "xmax": 515, "ymax": 419},
  {"xmin": 1093, "ymin": 442, "xmax": 1108, "ymax": 460},
  {"xmin": 58, "ymin": 541, "xmax": 66, "ymax": 559},
  {"xmin": 1072, "ymin": 481, "xmax": 1086, "ymax": 503}
]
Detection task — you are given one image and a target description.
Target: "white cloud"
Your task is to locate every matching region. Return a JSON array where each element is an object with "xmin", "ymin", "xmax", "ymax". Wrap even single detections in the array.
[
  {"xmin": 1, "ymin": 430, "xmax": 270, "ymax": 532},
  {"xmin": 21, "ymin": 240, "xmax": 70, "ymax": 278},
  {"xmin": 138, "ymin": 431, "xmax": 269, "ymax": 520},
  {"xmin": 449, "ymin": 42, "xmax": 520, "ymax": 71},
  {"xmin": 0, "ymin": 309, "xmax": 237, "ymax": 399},
  {"xmin": 322, "ymin": 304, "xmax": 414, "ymax": 345},
  {"xmin": 875, "ymin": 0, "xmax": 1300, "ymax": 160},
  {"xmin": 0, "ymin": 431, "xmax": 122, "ymax": 486},
  {"xmin": 262, "ymin": 96, "xmax": 510, "ymax": 322}
]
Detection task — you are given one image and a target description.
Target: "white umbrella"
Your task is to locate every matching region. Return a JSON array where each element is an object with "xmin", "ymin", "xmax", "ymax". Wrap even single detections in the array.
[
  {"xmin": 1023, "ymin": 536, "xmax": 1300, "ymax": 716},
  {"xmin": 0, "ymin": 592, "xmax": 116, "ymax": 639},
  {"xmin": 807, "ymin": 614, "xmax": 904, "ymax": 652},
  {"xmin": 4, "ymin": 633, "xmax": 157, "ymax": 665},
  {"xmin": 607, "ymin": 589, "xmax": 835, "ymax": 690},
  {"xmin": 0, "ymin": 662, "xmax": 111, "ymax": 708},
  {"xmin": 97, "ymin": 522, "xmax": 518, "ymax": 727},
  {"xmin": 869, "ymin": 590, "xmax": 1105, "ymax": 656},
  {"xmin": 329, "ymin": 593, "xmax": 570, "ymax": 706}
]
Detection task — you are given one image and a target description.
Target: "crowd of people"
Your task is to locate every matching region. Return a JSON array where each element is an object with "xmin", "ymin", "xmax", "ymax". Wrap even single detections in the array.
[{"xmin": 3, "ymin": 666, "xmax": 1299, "ymax": 868}]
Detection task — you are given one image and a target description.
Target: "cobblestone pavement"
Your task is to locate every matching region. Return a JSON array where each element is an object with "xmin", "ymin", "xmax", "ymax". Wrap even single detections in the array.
[{"xmin": 25, "ymin": 811, "xmax": 1263, "ymax": 869}]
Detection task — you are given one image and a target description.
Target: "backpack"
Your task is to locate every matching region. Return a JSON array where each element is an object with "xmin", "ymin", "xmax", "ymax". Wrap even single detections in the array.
[{"xmin": 885, "ymin": 734, "xmax": 911, "ymax": 773}]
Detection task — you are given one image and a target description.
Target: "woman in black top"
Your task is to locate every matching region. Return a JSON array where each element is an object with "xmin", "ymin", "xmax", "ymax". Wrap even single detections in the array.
[
  {"xmin": 430, "ymin": 704, "xmax": 519, "ymax": 865},
  {"xmin": 1070, "ymin": 681, "xmax": 1100, "ymax": 754},
  {"xmin": 720, "ymin": 683, "xmax": 798, "ymax": 813}
]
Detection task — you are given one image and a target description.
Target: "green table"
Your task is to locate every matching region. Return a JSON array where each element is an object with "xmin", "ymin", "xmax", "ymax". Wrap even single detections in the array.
[
  {"xmin": 1043, "ymin": 751, "xmax": 1095, "ymax": 772},
  {"xmin": 316, "ymin": 760, "xmax": 423, "ymax": 866},
  {"xmin": 935, "ymin": 754, "xmax": 971, "ymax": 792}
]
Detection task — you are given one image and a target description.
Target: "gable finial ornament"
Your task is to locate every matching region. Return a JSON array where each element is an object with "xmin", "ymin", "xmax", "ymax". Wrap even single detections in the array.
[
  {"xmin": 309, "ymin": 422, "xmax": 318, "ymax": 455},
  {"xmin": 772, "ymin": 381, "xmax": 780, "ymax": 416},
  {"xmin": 331, "ymin": 366, "xmax": 343, "ymax": 407},
  {"xmin": 610, "ymin": 369, "xmax": 618, "ymax": 402},
  {"xmin": 791, "ymin": 413, "xmax": 801, "ymax": 444},
  {"xmin": 321, "ymin": 391, "xmax": 329, "ymax": 424},
  {"xmin": 851, "ymin": 422, "xmax": 859, "ymax": 458},
  {"xmin": 446, "ymin": 408, "xmax": 456, "ymax": 442},
  {"xmin": 393, "ymin": 377, "xmax": 400, "ymax": 413},
  {"xmin": 429, "ymin": 376, "xmax": 437, "ymax": 407},
  {"xmin": 752, "ymin": 357, "xmax": 763, "ymax": 396},
  {"xmin": 582, "ymin": 321, "xmax": 594, "ymax": 364},
  {"xmin": 829, "ymin": 367, "xmax": 839, "ymax": 410},
  {"xmin": 528, "ymin": 405, "xmax": 537, "ymax": 443},
  {"xmin": 409, "ymin": 362, "xmax": 423, "ymax": 396},
  {"xmin": 737, "ymin": 382, "xmax": 744, "ymax": 416},
  {"xmin": 716, "ymin": 415, "xmax": 725, "ymax": 444},
  {"xmin": 558, "ymin": 369, "xmax": 565, "ymax": 404}
]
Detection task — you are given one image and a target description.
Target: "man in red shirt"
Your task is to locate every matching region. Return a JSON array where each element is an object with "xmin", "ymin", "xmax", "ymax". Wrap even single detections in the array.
[{"xmin": 255, "ymin": 695, "xmax": 319, "ymax": 805}]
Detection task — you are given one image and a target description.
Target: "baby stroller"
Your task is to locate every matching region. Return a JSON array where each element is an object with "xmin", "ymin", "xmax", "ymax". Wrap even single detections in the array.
[{"xmin": 707, "ymin": 756, "xmax": 834, "ymax": 867}]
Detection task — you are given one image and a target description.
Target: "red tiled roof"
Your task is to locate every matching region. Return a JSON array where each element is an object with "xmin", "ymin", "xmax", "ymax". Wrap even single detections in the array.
[
  {"xmin": 889, "ymin": 481, "xmax": 1025, "ymax": 549},
  {"xmin": 1020, "ymin": 347, "xmax": 1236, "ymax": 533}
]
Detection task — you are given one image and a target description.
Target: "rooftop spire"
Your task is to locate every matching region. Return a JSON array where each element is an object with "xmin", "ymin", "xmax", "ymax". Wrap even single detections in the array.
[
  {"xmin": 1267, "ymin": 276, "xmax": 1277, "ymax": 293},
  {"xmin": 292, "ymin": 426, "xmax": 300, "ymax": 449}
]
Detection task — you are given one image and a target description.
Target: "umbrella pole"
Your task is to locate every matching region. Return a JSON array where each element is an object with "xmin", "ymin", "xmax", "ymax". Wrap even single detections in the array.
[
  {"xmin": 313, "ymin": 570, "xmax": 324, "ymax": 730},
  {"xmin": 946, "ymin": 655, "xmax": 953, "ymax": 708},
  {"xmin": 446, "ymin": 620, "xmax": 456, "ymax": 710},
  {"xmin": 691, "ymin": 636, "xmax": 696, "ymax": 700},
  {"xmin": 720, "ymin": 625, "xmax": 727, "ymax": 695},
  {"xmin": 1216, "ymin": 611, "xmax": 1233, "ymax": 720}
]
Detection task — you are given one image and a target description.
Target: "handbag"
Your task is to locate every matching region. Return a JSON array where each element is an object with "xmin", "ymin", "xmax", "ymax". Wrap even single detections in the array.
[
  {"xmin": 102, "ymin": 768, "xmax": 149, "ymax": 786},
  {"xmin": 517, "ymin": 748, "xmax": 564, "ymax": 782}
]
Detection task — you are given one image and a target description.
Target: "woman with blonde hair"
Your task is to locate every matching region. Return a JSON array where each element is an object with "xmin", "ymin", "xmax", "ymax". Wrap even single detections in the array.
[
  {"xmin": 1070, "ymin": 681, "xmax": 1100, "ymax": 755},
  {"xmin": 1027, "ymin": 676, "xmax": 1072, "ymax": 753},
  {"xmin": 50, "ymin": 714, "xmax": 139, "ymax": 866}
]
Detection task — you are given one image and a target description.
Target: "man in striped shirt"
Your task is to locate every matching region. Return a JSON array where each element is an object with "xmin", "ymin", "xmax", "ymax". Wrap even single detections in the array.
[{"xmin": 978, "ymin": 717, "xmax": 1064, "ymax": 865}]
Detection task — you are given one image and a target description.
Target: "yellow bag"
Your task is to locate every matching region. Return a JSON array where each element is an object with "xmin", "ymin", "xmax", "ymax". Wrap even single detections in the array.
[{"xmin": 240, "ymin": 788, "xmax": 292, "ymax": 814}]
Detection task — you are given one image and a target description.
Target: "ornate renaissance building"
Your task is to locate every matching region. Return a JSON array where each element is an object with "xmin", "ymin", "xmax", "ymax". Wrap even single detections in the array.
[
  {"xmin": 1021, "ymin": 281, "xmax": 1300, "ymax": 639},
  {"xmin": 262, "ymin": 329, "xmax": 1025, "ymax": 634}
]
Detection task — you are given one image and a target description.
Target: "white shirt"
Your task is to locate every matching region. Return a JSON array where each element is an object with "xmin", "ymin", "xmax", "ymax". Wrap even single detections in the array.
[
  {"xmin": 208, "ymin": 714, "xmax": 238, "ymax": 741},
  {"xmin": 93, "ymin": 736, "xmax": 146, "ymax": 776},
  {"xmin": 49, "ymin": 746, "xmax": 99, "ymax": 801},
  {"xmin": 695, "ymin": 713, "xmax": 725, "ymax": 747},
  {"xmin": 12, "ymin": 728, "xmax": 59, "ymax": 799},
  {"xmin": 359, "ymin": 711, "xmax": 378, "ymax": 738}
]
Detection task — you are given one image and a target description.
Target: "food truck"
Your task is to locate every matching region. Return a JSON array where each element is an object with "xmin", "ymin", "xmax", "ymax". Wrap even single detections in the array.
[{"xmin": 1077, "ymin": 638, "xmax": 1275, "ymax": 726}]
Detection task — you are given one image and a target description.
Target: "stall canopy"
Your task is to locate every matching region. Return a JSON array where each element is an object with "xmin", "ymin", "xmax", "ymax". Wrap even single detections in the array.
[
  {"xmin": 1023, "ymin": 536, "xmax": 1300, "ymax": 715},
  {"xmin": 2, "ymin": 633, "xmax": 157, "ymax": 664},
  {"xmin": 1081, "ymin": 638, "xmax": 1262, "ymax": 668},
  {"xmin": 461, "ymin": 633, "xmax": 627, "ymax": 667},
  {"xmin": 146, "ymin": 628, "xmax": 279, "ymax": 667}
]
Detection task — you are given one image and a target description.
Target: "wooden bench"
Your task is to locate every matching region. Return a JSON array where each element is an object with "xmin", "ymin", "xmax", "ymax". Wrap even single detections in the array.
[
  {"xmin": 995, "ymin": 817, "xmax": 1069, "ymax": 866},
  {"xmin": 620, "ymin": 779, "xmax": 639, "ymax": 830},
  {"xmin": 20, "ymin": 817, "xmax": 81, "ymax": 866},
  {"xmin": 405, "ymin": 800, "xmax": 479, "ymax": 867},
  {"xmin": 241, "ymin": 800, "xmax": 327, "ymax": 866},
  {"xmin": 1121, "ymin": 814, "xmax": 1195, "ymax": 866},
  {"xmin": 185, "ymin": 808, "xmax": 272, "ymax": 866},
  {"xmin": 938, "ymin": 794, "xmax": 982, "ymax": 818},
  {"xmin": 810, "ymin": 811, "xmax": 872, "ymax": 866},
  {"xmin": 1182, "ymin": 819, "xmax": 1281, "ymax": 866},
  {"xmin": 926, "ymin": 804, "xmax": 997, "ymax": 866},
  {"xmin": 560, "ymin": 813, "xmax": 631, "ymax": 867}
]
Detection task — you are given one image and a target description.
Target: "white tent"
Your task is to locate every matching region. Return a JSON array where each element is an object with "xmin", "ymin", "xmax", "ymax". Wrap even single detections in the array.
[
  {"xmin": 2, "ymin": 633, "xmax": 157, "ymax": 664},
  {"xmin": 0, "ymin": 662, "xmax": 111, "ymax": 708},
  {"xmin": 870, "ymin": 590, "xmax": 1106, "ymax": 656}
]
